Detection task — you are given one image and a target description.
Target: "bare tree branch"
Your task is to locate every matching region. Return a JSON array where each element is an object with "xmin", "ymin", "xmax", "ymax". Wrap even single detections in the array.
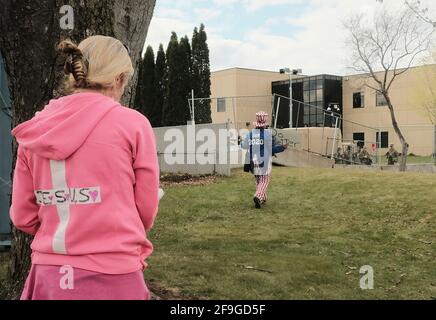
[
  {"xmin": 344, "ymin": 2, "xmax": 435, "ymax": 171},
  {"xmin": 405, "ymin": 0, "xmax": 436, "ymax": 27}
]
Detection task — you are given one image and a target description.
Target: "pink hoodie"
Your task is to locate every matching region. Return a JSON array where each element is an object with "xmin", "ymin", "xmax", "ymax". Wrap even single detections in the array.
[{"xmin": 10, "ymin": 92, "xmax": 159, "ymax": 274}]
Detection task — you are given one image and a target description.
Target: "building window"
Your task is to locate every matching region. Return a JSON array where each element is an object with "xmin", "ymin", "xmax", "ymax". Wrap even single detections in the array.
[
  {"xmin": 353, "ymin": 132, "xmax": 365, "ymax": 148},
  {"xmin": 316, "ymin": 113, "xmax": 323, "ymax": 124},
  {"xmin": 316, "ymin": 77, "xmax": 323, "ymax": 89},
  {"xmin": 316, "ymin": 89, "xmax": 323, "ymax": 101},
  {"xmin": 217, "ymin": 98, "xmax": 226, "ymax": 112},
  {"xmin": 309, "ymin": 90, "xmax": 316, "ymax": 102},
  {"xmin": 376, "ymin": 92, "xmax": 387, "ymax": 107},
  {"xmin": 353, "ymin": 92, "xmax": 364, "ymax": 108},
  {"xmin": 302, "ymin": 76, "xmax": 328, "ymax": 127},
  {"xmin": 376, "ymin": 131, "xmax": 389, "ymax": 148}
]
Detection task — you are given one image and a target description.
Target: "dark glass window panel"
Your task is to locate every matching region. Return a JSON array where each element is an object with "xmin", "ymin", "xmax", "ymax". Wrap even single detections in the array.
[
  {"xmin": 316, "ymin": 114, "xmax": 323, "ymax": 123},
  {"xmin": 353, "ymin": 132, "xmax": 365, "ymax": 148},
  {"xmin": 382, "ymin": 132, "xmax": 388, "ymax": 148},
  {"xmin": 303, "ymin": 80, "xmax": 309, "ymax": 91},
  {"xmin": 304, "ymin": 91, "xmax": 310, "ymax": 102},
  {"xmin": 317, "ymin": 89, "xmax": 323, "ymax": 101},
  {"xmin": 310, "ymin": 80, "xmax": 317, "ymax": 90},
  {"xmin": 309, "ymin": 106, "xmax": 315, "ymax": 115},
  {"xmin": 310, "ymin": 90, "xmax": 316, "ymax": 102},
  {"xmin": 353, "ymin": 92, "xmax": 364, "ymax": 108},
  {"xmin": 316, "ymin": 81, "xmax": 323, "ymax": 90},
  {"xmin": 376, "ymin": 132, "xmax": 389, "ymax": 148},
  {"xmin": 317, "ymin": 107, "xmax": 324, "ymax": 116}
]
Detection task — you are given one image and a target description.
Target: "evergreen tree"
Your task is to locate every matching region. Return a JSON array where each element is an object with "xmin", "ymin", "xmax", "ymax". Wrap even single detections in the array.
[
  {"xmin": 163, "ymin": 32, "xmax": 179, "ymax": 126},
  {"xmin": 140, "ymin": 46, "xmax": 160, "ymax": 126},
  {"xmin": 133, "ymin": 58, "xmax": 144, "ymax": 112},
  {"xmin": 154, "ymin": 43, "xmax": 166, "ymax": 127},
  {"xmin": 163, "ymin": 32, "xmax": 191, "ymax": 126},
  {"xmin": 179, "ymin": 35, "xmax": 193, "ymax": 122},
  {"xmin": 192, "ymin": 24, "xmax": 212, "ymax": 124}
]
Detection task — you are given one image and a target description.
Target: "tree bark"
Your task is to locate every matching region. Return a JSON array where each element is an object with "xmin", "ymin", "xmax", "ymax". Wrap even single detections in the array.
[
  {"xmin": 0, "ymin": 0, "xmax": 155, "ymax": 299},
  {"xmin": 384, "ymin": 92, "xmax": 409, "ymax": 172}
]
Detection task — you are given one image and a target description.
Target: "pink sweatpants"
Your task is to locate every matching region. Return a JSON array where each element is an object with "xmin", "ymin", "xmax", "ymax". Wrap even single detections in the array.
[
  {"xmin": 21, "ymin": 264, "xmax": 150, "ymax": 300},
  {"xmin": 255, "ymin": 175, "xmax": 270, "ymax": 202}
]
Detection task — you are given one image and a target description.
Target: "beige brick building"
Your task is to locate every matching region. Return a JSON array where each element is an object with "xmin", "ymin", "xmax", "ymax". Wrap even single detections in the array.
[
  {"xmin": 342, "ymin": 65, "xmax": 436, "ymax": 156},
  {"xmin": 210, "ymin": 68, "xmax": 289, "ymax": 131},
  {"xmin": 210, "ymin": 65, "xmax": 436, "ymax": 156}
]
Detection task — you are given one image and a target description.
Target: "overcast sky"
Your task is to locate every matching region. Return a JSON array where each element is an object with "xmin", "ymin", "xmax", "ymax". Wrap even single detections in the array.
[{"xmin": 145, "ymin": 0, "xmax": 435, "ymax": 76}]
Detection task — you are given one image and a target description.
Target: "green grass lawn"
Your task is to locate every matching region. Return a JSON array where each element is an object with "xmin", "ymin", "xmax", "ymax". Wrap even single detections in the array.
[
  {"xmin": 378, "ymin": 155, "xmax": 435, "ymax": 165},
  {"xmin": 407, "ymin": 155, "xmax": 435, "ymax": 164},
  {"xmin": 145, "ymin": 168, "xmax": 436, "ymax": 300}
]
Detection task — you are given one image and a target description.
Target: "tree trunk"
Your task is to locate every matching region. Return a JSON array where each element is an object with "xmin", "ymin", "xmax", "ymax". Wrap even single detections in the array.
[
  {"xmin": 0, "ymin": 0, "xmax": 155, "ymax": 299},
  {"xmin": 384, "ymin": 93, "xmax": 408, "ymax": 172}
]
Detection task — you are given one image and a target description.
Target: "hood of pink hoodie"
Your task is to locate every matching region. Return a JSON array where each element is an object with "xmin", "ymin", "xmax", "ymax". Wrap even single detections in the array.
[{"xmin": 11, "ymin": 92, "xmax": 120, "ymax": 160}]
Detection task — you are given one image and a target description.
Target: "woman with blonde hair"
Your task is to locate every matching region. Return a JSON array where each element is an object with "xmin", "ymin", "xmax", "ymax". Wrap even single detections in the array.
[{"xmin": 9, "ymin": 35, "xmax": 159, "ymax": 300}]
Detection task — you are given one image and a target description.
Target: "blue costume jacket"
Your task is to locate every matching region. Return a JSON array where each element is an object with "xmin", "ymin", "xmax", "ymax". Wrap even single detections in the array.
[{"xmin": 241, "ymin": 129, "xmax": 286, "ymax": 175}]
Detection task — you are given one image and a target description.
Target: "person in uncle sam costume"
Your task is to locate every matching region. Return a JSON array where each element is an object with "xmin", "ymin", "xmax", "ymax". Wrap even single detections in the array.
[{"xmin": 242, "ymin": 112, "xmax": 288, "ymax": 209}]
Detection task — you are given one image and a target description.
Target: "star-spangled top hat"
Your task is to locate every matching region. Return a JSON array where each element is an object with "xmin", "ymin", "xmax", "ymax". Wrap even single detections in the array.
[{"xmin": 253, "ymin": 111, "xmax": 268, "ymax": 128}]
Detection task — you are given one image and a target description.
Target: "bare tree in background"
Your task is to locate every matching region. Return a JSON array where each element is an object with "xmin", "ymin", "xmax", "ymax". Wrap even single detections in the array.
[
  {"xmin": 345, "ymin": 2, "xmax": 435, "ymax": 171},
  {"xmin": 0, "ymin": 0, "xmax": 156, "ymax": 299},
  {"xmin": 404, "ymin": 0, "xmax": 436, "ymax": 27}
]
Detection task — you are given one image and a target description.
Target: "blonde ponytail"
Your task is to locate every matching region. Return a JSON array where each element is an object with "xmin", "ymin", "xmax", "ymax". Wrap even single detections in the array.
[{"xmin": 57, "ymin": 36, "xmax": 133, "ymax": 93}]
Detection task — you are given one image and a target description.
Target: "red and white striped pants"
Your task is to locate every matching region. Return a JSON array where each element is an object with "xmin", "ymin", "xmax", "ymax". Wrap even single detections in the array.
[{"xmin": 254, "ymin": 175, "xmax": 270, "ymax": 202}]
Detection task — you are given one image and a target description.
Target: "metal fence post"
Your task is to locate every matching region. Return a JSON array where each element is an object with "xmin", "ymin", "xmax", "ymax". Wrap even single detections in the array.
[
  {"xmin": 378, "ymin": 129, "xmax": 382, "ymax": 165},
  {"xmin": 433, "ymin": 125, "xmax": 436, "ymax": 165},
  {"xmin": 274, "ymin": 97, "xmax": 281, "ymax": 129}
]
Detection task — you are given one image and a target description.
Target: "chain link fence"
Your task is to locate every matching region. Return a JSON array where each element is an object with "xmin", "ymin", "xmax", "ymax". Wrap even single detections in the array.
[
  {"xmin": 190, "ymin": 94, "xmax": 436, "ymax": 167},
  {"xmin": 191, "ymin": 94, "xmax": 384, "ymax": 165}
]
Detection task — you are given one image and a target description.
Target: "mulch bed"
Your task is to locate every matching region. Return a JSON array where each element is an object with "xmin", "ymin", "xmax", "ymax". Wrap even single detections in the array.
[
  {"xmin": 146, "ymin": 280, "xmax": 201, "ymax": 300},
  {"xmin": 160, "ymin": 173, "xmax": 217, "ymax": 187}
]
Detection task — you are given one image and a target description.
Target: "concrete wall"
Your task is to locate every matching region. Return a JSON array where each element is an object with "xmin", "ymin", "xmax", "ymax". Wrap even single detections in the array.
[
  {"xmin": 274, "ymin": 148, "xmax": 334, "ymax": 168},
  {"xmin": 153, "ymin": 123, "xmax": 233, "ymax": 176},
  {"xmin": 271, "ymin": 128, "xmax": 338, "ymax": 168},
  {"xmin": 277, "ymin": 127, "xmax": 342, "ymax": 156}
]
